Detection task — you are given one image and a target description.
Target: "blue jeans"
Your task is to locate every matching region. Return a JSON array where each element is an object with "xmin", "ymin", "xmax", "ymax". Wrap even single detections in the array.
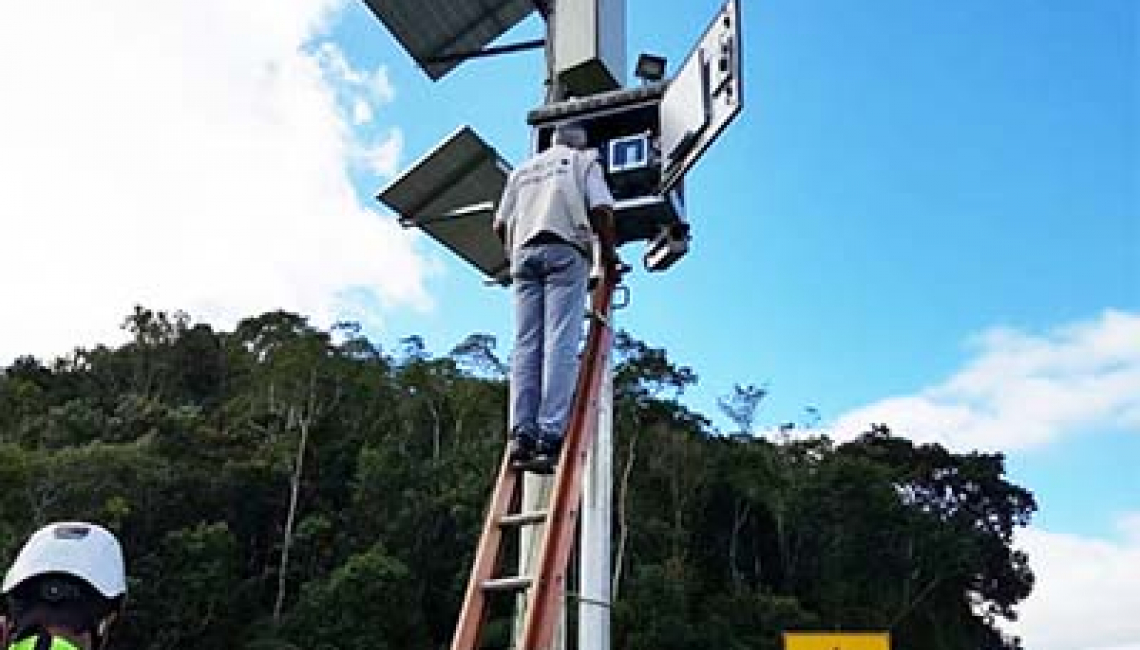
[{"xmin": 510, "ymin": 242, "xmax": 588, "ymax": 441}]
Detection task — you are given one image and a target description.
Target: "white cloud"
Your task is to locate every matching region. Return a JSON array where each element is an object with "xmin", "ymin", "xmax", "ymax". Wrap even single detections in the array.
[
  {"xmin": 813, "ymin": 313, "xmax": 1140, "ymax": 648},
  {"xmin": 832, "ymin": 311, "xmax": 1140, "ymax": 451},
  {"xmin": 1008, "ymin": 516, "xmax": 1140, "ymax": 650},
  {"xmin": 1120, "ymin": 513, "xmax": 1140, "ymax": 541},
  {"xmin": 0, "ymin": 0, "xmax": 429, "ymax": 363},
  {"xmin": 352, "ymin": 99, "xmax": 374, "ymax": 126},
  {"xmin": 315, "ymin": 41, "xmax": 396, "ymax": 113},
  {"xmin": 366, "ymin": 128, "xmax": 405, "ymax": 178},
  {"xmin": 371, "ymin": 66, "xmax": 397, "ymax": 105}
]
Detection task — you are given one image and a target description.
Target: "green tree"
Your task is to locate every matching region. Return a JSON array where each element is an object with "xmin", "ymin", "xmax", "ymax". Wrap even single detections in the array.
[
  {"xmin": 0, "ymin": 309, "xmax": 1036, "ymax": 650},
  {"xmin": 282, "ymin": 544, "xmax": 431, "ymax": 650},
  {"xmin": 717, "ymin": 383, "xmax": 768, "ymax": 436}
]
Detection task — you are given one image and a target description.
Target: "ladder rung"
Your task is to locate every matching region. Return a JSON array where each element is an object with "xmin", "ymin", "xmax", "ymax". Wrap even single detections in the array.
[
  {"xmin": 499, "ymin": 510, "xmax": 548, "ymax": 527},
  {"xmin": 482, "ymin": 576, "xmax": 532, "ymax": 592}
]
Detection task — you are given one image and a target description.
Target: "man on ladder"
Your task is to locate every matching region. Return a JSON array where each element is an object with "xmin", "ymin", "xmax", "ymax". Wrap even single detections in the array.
[{"xmin": 494, "ymin": 122, "xmax": 619, "ymax": 471}]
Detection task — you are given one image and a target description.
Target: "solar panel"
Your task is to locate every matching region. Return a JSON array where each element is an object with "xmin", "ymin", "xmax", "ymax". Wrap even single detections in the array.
[
  {"xmin": 378, "ymin": 126, "xmax": 513, "ymax": 283},
  {"xmin": 359, "ymin": 0, "xmax": 538, "ymax": 80}
]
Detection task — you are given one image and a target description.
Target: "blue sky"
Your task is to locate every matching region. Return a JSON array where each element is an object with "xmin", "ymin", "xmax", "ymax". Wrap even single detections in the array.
[
  {"xmin": 0, "ymin": 0, "xmax": 1135, "ymax": 647},
  {"xmin": 344, "ymin": 0, "xmax": 1137, "ymax": 516},
  {"xmin": 347, "ymin": 0, "xmax": 1136, "ymax": 427},
  {"xmin": 337, "ymin": 1, "xmax": 1139, "ymax": 646}
]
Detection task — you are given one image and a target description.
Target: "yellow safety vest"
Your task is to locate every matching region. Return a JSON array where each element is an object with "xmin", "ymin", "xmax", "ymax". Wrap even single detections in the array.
[{"xmin": 9, "ymin": 635, "xmax": 81, "ymax": 650}]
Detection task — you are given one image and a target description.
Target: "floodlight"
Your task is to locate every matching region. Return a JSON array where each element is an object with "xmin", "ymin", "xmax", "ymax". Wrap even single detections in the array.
[
  {"xmin": 643, "ymin": 222, "xmax": 690, "ymax": 272},
  {"xmin": 634, "ymin": 53, "xmax": 667, "ymax": 83}
]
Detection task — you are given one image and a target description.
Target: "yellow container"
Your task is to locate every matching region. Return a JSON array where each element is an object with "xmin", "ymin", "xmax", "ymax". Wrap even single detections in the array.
[{"xmin": 784, "ymin": 632, "xmax": 891, "ymax": 650}]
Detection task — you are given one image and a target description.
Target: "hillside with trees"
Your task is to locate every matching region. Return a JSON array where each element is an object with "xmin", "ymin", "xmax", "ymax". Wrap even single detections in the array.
[{"xmin": 0, "ymin": 308, "xmax": 1035, "ymax": 649}]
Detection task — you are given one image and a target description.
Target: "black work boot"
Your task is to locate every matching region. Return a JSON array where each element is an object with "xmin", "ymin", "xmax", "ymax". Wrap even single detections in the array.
[
  {"xmin": 508, "ymin": 423, "xmax": 539, "ymax": 463},
  {"xmin": 531, "ymin": 434, "xmax": 564, "ymax": 471}
]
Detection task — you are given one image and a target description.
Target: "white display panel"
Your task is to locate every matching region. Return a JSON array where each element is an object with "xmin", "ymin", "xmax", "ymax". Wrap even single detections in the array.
[{"xmin": 659, "ymin": 0, "xmax": 743, "ymax": 193}]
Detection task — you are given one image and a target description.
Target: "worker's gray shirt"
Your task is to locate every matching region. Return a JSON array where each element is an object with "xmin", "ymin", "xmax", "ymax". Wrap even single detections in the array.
[{"xmin": 493, "ymin": 144, "xmax": 614, "ymax": 259}]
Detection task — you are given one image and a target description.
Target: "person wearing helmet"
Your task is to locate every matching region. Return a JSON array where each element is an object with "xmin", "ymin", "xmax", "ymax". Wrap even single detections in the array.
[{"xmin": 1, "ymin": 523, "xmax": 126, "ymax": 650}]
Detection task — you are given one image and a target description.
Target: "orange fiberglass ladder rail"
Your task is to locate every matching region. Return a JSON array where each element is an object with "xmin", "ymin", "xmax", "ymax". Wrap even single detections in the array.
[{"xmin": 451, "ymin": 263, "xmax": 622, "ymax": 650}]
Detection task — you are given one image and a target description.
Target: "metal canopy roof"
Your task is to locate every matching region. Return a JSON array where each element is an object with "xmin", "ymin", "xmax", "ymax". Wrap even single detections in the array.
[
  {"xmin": 378, "ymin": 126, "xmax": 513, "ymax": 283},
  {"xmin": 360, "ymin": 0, "xmax": 538, "ymax": 80}
]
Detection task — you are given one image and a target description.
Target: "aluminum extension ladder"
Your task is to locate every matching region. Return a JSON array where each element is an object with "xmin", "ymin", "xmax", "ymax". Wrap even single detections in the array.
[{"xmin": 450, "ymin": 264, "xmax": 620, "ymax": 650}]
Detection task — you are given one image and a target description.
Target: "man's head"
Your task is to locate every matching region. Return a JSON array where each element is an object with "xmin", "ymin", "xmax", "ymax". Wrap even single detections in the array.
[
  {"xmin": 2, "ymin": 523, "xmax": 126, "ymax": 650},
  {"xmin": 552, "ymin": 122, "xmax": 589, "ymax": 150}
]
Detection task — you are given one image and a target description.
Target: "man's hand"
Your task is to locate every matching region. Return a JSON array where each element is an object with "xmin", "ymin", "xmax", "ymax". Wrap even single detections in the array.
[
  {"xmin": 610, "ymin": 256, "xmax": 632, "ymax": 275},
  {"xmin": 602, "ymin": 247, "xmax": 626, "ymax": 275}
]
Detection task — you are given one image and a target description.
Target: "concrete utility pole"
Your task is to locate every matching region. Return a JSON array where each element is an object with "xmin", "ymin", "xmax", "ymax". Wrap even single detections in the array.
[
  {"xmin": 580, "ymin": 355, "xmax": 615, "ymax": 650},
  {"xmin": 522, "ymin": 2, "xmax": 626, "ymax": 648}
]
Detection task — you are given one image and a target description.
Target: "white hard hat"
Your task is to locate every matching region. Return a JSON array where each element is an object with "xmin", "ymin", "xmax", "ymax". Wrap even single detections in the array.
[{"xmin": 2, "ymin": 522, "xmax": 126, "ymax": 600}]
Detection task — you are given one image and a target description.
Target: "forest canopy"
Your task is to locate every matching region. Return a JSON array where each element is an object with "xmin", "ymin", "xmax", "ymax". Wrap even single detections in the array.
[{"xmin": 0, "ymin": 307, "xmax": 1035, "ymax": 649}]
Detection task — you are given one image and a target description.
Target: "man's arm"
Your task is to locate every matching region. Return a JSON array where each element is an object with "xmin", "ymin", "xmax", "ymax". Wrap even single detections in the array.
[
  {"xmin": 493, "ymin": 175, "xmax": 515, "ymax": 248},
  {"xmin": 583, "ymin": 159, "xmax": 619, "ymax": 266},
  {"xmin": 589, "ymin": 205, "xmax": 618, "ymax": 266}
]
